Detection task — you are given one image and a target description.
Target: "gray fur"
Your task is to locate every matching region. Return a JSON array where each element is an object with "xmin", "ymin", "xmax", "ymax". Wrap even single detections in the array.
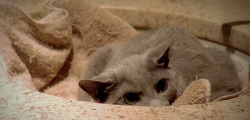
[{"xmin": 78, "ymin": 27, "xmax": 241, "ymax": 106}]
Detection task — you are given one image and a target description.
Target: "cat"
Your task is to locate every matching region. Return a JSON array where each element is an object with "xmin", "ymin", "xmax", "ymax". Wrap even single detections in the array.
[{"xmin": 78, "ymin": 27, "xmax": 241, "ymax": 106}]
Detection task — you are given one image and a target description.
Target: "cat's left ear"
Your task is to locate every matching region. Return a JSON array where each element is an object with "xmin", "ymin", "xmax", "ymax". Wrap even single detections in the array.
[
  {"xmin": 78, "ymin": 80, "xmax": 117, "ymax": 102},
  {"xmin": 156, "ymin": 48, "xmax": 170, "ymax": 68},
  {"xmin": 145, "ymin": 44, "xmax": 171, "ymax": 69}
]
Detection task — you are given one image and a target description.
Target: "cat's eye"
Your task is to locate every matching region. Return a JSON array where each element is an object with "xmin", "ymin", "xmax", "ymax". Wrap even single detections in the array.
[
  {"xmin": 155, "ymin": 79, "xmax": 168, "ymax": 93},
  {"xmin": 122, "ymin": 93, "xmax": 140, "ymax": 105}
]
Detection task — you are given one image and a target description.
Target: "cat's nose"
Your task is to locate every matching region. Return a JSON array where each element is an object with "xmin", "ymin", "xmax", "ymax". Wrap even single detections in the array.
[{"xmin": 150, "ymin": 99, "xmax": 170, "ymax": 106}]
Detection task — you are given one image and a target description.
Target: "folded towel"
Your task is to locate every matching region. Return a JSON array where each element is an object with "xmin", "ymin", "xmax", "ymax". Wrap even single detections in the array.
[{"xmin": 0, "ymin": 0, "xmax": 137, "ymax": 99}]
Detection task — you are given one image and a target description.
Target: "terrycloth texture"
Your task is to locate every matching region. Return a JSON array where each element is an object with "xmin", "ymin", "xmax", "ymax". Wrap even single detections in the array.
[
  {"xmin": 0, "ymin": 0, "xmax": 72, "ymax": 90},
  {"xmin": 0, "ymin": 0, "xmax": 137, "ymax": 99},
  {"xmin": 172, "ymin": 78, "xmax": 250, "ymax": 106},
  {"xmin": 0, "ymin": 29, "xmax": 35, "ymax": 90},
  {"xmin": 172, "ymin": 79, "xmax": 211, "ymax": 106}
]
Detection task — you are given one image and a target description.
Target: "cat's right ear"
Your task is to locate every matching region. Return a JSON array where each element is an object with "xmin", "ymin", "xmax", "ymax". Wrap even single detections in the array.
[{"xmin": 78, "ymin": 80, "xmax": 117, "ymax": 102}]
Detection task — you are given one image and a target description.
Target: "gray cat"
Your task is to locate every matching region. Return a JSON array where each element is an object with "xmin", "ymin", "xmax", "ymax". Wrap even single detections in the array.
[{"xmin": 78, "ymin": 27, "xmax": 241, "ymax": 106}]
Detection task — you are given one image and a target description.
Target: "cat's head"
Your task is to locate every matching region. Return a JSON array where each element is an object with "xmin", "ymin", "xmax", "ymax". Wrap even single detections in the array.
[{"xmin": 79, "ymin": 44, "xmax": 184, "ymax": 106}]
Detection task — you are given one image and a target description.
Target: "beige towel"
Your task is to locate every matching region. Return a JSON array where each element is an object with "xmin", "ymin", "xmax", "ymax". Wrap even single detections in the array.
[{"xmin": 0, "ymin": 0, "xmax": 137, "ymax": 99}]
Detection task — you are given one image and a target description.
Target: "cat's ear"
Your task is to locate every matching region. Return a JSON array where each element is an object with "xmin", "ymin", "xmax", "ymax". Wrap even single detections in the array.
[
  {"xmin": 156, "ymin": 48, "xmax": 170, "ymax": 68},
  {"xmin": 78, "ymin": 80, "xmax": 116, "ymax": 102},
  {"xmin": 146, "ymin": 44, "xmax": 171, "ymax": 69}
]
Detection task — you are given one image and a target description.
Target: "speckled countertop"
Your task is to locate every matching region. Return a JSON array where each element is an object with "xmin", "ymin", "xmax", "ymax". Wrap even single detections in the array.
[
  {"xmin": 90, "ymin": 0, "xmax": 250, "ymax": 54},
  {"xmin": 1, "ymin": 81, "xmax": 250, "ymax": 119}
]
